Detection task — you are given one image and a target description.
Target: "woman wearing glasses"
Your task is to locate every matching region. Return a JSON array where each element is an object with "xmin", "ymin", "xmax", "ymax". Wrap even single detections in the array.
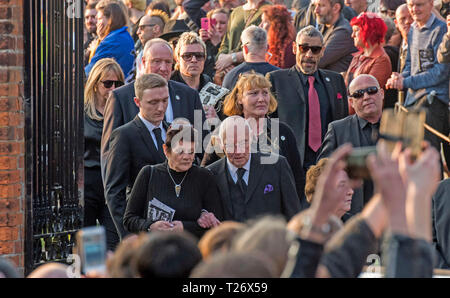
[
  {"xmin": 171, "ymin": 32, "xmax": 212, "ymax": 91},
  {"xmin": 344, "ymin": 12, "xmax": 392, "ymax": 114},
  {"xmin": 84, "ymin": 58, "xmax": 125, "ymax": 251},
  {"xmin": 85, "ymin": 1, "xmax": 135, "ymax": 78},
  {"xmin": 124, "ymin": 125, "xmax": 224, "ymax": 238}
]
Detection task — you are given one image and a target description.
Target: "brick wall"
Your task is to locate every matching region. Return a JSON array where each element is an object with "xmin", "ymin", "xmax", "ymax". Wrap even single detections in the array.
[{"xmin": 0, "ymin": 0, "xmax": 25, "ymax": 276}]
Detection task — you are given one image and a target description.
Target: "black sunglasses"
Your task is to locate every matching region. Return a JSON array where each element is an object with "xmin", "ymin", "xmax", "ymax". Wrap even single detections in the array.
[
  {"xmin": 297, "ymin": 44, "xmax": 323, "ymax": 54},
  {"xmin": 101, "ymin": 80, "xmax": 124, "ymax": 88},
  {"xmin": 180, "ymin": 52, "xmax": 206, "ymax": 61},
  {"xmin": 349, "ymin": 86, "xmax": 379, "ymax": 99}
]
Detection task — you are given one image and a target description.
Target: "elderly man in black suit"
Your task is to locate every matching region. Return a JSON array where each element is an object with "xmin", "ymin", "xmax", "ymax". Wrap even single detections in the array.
[
  {"xmin": 318, "ymin": 74, "xmax": 383, "ymax": 216},
  {"xmin": 267, "ymin": 25, "xmax": 348, "ymax": 174},
  {"xmin": 101, "ymin": 38, "xmax": 206, "ymax": 182},
  {"xmin": 104, "ymin": 73, "xmax": 170, "ymax": 242},
  {"xmin": 207, "ymin": 116, "xmax": 301, "ymax": 222}
]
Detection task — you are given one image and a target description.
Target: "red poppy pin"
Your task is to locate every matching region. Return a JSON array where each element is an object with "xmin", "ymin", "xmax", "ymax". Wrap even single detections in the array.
[{"xmin": 337, "ymin": 93, "xmax": 343, "ymax": 100}]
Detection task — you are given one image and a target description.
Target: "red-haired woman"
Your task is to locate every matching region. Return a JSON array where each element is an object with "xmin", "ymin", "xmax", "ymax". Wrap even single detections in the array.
[
  {"xmin": 345, "ymin": 12, "xmax": 392, "ymax": 114},
  {"xmin": 260, "ymin": 5, "xmax": 296, "ymax": 69}
]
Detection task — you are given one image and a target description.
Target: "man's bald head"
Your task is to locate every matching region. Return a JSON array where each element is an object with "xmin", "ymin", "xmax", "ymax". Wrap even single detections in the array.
[{"xmin": 349, "ymin": 75, "xmax": 384, "ymax": 123}]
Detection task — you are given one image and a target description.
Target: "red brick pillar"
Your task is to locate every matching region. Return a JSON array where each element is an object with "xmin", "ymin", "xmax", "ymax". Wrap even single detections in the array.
[{"xmin": 0, "ymin": 0, "xmax": 25, "ymax": 276}]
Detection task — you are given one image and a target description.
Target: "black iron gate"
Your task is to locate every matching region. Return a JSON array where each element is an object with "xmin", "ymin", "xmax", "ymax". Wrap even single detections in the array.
[{"xmin": 23, "ymin": 0, "xmax": 84, "ymax": 275}]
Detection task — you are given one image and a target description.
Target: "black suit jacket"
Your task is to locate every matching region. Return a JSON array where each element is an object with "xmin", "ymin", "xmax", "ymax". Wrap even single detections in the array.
[
  {"xmin": 317, "ymin": 114, "xmax": 373, "ymax": 216},
  {"xmin": 101, "ymin": 80, "xmax": 206, "ymax": 182},
  {"xmin": 207, "ymin": 152, "xmax": 301, "ymax": 222},
  {"xmin": 104, "ymin": 116, "xmax": 169, "ymax": 239},
  {"xmin": 432, "ymin": 178, "xmax": 450, "ymax": 269},
  {"xmin": 267, "ymin": 67, "xmax": 348, "ymax": 164}
]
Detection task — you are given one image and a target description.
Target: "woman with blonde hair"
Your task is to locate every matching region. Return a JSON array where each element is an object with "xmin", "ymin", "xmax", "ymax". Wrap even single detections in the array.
[
  {"xmin": 203, "ymin": 72, "xmax": 307, "ymax": 210},
  {"xmin": 84, "ymin": 58, "xmax": 124, "ymax": 251}
]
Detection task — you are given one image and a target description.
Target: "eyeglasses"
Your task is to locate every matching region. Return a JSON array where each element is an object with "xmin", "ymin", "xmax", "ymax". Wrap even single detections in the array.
[
  {"xmin": 101, "ymin": 80, "xmax": 124, "ymax": 88},
  {"xmin": 180, "ymin": 52, "xmax": 206, "ymax": 61},
  {"xmin": 349, "ymin": 86, "xmax": 379, "ymax": 99},
  {"xmin": 297, "ymin": 44, "xmax": 323, "ymax": 54}
]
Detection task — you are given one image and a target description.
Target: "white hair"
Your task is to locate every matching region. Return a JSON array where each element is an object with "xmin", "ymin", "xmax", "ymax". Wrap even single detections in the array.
[{"xmin": 219, "ymin": 116, "xmax": 253, "ymax": 145}]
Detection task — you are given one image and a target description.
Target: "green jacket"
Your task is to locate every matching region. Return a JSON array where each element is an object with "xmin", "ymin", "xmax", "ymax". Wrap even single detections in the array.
[{"xmin": 218, "ymin": 1, "xmax": 272, "ymax": 56}]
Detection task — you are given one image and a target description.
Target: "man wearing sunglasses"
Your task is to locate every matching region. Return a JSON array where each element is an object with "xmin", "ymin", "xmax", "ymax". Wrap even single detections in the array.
[
  {"xmin": 267, "ymin": 25, "xmax": 348, "ymax": 179},
  {"xmin": 318, "ymin": 74, "xmax": 383, "ymax": 217},
  {"xmin": 171, "ymin": 32, "xmax": 212, "ymax": 91}
]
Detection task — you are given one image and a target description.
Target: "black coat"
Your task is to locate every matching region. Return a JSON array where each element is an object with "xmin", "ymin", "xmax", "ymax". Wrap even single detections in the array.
[
  {"xmin": 201, "ymin": 119, "xmax": 307, "ymax": 210},
  {"xmin": 104, "ymin": 116, "xmax": 169, "ymax": 239},
  {"xmin": 101, "ymin": 80, "xmax": 207, "ymax": 183},
  {"xmin": 432, "ymin": 178, "xmax": 450, "ymax": 269},
  {"xmin": 207, "ymin": 152, "xmax": 301, "ymax": 222},
  {"xmin": 267, "ymin": 67, "xmax": 349, "ymax": 165}
]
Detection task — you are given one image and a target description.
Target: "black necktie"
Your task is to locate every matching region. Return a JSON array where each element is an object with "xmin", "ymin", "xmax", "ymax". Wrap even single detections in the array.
[
  {"xmin": 371, "ymin": 123, "xmax": 380, "ymax": 144},
  {"xmin": 236, "ymin": 168, "xmax": 247, "ymax": 195},
  {"xmin": 153, "ymin": 127, "xmax": 164, "ymax": 157}
]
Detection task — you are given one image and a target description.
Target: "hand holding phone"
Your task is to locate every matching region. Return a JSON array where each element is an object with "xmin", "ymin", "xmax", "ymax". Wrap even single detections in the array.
[{"xmin": 76, "ymin": 226, "xmax": 107, "ymax": 275}]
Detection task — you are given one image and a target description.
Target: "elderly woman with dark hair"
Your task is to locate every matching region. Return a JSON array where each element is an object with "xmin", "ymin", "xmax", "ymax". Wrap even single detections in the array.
[
  {"xmin": 345, "ymin": 12, "xmax": 392, "ymax": 114},
  {"xmin": 123, "ymin": 125, "xmax": 224, "ymax": 238},
  {"xmin": 85, "ymin": 1, "xmax": 135, "ymax": 77}
]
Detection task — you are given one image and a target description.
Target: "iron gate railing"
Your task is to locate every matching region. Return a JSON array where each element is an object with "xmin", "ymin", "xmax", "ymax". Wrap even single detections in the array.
[{"xmin": 23, "ymin": 0, "xmax": 84, "ymax": 275}]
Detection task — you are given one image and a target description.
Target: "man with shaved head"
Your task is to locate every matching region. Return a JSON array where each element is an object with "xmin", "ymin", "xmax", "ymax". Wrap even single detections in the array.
[{"xmin": 318, "ymin": 74, "xmax": 383, "ymax": 217}]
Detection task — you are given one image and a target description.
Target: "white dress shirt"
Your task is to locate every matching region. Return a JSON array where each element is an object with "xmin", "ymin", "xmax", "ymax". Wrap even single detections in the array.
[
  {"xmin": 138, "ymin": 113, "xmax": 166, "ymax": 150},
  {"xmin": 226, "ymin": 154, "xmax": 251, "ymax": 185}
]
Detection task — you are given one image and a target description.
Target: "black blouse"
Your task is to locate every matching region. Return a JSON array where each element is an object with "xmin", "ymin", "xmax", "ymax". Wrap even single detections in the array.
[
  {"xmin": 84, "ymin": 112, "xmax": 103, "ymax": 169},
  {"xmin": 123, "ymin": 161, "xmax": 224, "ymax": 238}
]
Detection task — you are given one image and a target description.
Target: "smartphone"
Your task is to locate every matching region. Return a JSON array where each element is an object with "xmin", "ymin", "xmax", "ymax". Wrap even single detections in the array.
[
  {"xmin": 76, "ymin": 226, "xmax": 106, "ymax": 275},
  {"xmin": 346, "ymin": 146, "xmax": 377, "ymax": 180},
  {"xmin": 201, "ymin": 17, "xmax": 210, "ymax": 30}
]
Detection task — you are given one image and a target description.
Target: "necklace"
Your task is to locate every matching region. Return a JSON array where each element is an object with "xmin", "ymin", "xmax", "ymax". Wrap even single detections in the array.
[{"xmin": 167, "ymin": 164, "xmax": 188, "ymax": 198}]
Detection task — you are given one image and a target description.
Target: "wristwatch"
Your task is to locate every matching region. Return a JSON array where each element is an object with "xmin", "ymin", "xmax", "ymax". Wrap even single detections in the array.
[
  {"xmin": 302, "ymin": 214, "xmax": 331, "ymax": 236},
  {"xmin": 231, "ymin": 52, "xmax": 237, "ymax": 64}
]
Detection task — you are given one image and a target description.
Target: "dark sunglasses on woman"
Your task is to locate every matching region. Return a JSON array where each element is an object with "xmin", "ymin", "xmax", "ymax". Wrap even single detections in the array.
[
  {"xmin": 102, "ymin": 80, "xmax": 124, "ymax": 88},
  {"xmin": 349, "ymin": 86, "xmax": 379, "ymax": 99},
  {"xmin": 181, "ymin": 52, "xmax": 206, "ymax": 61}
]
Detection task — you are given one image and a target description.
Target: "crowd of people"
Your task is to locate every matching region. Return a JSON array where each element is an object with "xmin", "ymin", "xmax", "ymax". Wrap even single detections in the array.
[{"xmin": 2, "ymin": 0, "xmax": 449, "ymax": 278}]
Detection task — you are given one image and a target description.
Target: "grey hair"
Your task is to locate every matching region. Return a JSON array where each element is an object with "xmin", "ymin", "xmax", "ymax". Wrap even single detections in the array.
[
  {"xmin": 219, "ymin": 116, "xmax": 253, "ymax": 145},
  {"xmin": 296, "ymin": 25, "xmax": 324, "ymax": 44},
  {"xmin": 241, "ymin": 25, "xmax": 268, "ymax": 53}
]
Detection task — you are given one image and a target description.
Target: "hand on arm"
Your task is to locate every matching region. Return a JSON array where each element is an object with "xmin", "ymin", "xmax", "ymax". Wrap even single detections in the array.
[
  {"xmin": 386, "ymin": 72, "xmax": 404, "ymax": 90},
  {"xmin": 197, "ymin": 211, "xmax": 221, "ymax": 228},
  {"xmin": 149, "ymin": 221, "xmax": 175, "ymax": 231}
]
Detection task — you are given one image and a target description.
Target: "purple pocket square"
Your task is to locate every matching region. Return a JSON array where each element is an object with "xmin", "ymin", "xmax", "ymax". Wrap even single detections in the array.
[{"xmin": 264, "ymin": 184, "xmax": 274, "ymax": 194}]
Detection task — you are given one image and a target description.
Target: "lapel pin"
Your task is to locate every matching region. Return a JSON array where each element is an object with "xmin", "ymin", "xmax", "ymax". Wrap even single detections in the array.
[
  {"xmin": 176, "ymin": 95, "xmax": 180, "ymax": 100},
  {"xmin": 281, "ymin": 136, "xmax": 286, "ymax": 141},
  {"xmin": 325, "ymin": 77, "xmax": 330, "ymax": 82}
]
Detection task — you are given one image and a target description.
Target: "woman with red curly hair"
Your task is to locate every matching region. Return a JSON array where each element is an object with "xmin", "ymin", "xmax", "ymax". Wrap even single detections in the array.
[
  {"xmin": 259, "ymin": 5, "xmax": 296, "ymax": 69},
  {"xmin": 345, "ymin": 12, "xmax": 392, "ymax": 114}
]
